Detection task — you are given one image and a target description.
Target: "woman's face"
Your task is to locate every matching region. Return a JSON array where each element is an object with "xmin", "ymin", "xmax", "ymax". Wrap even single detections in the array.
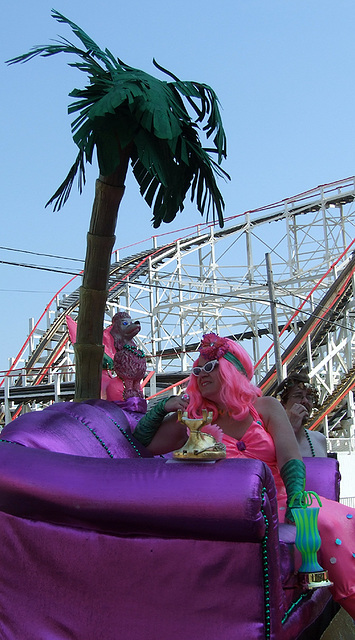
[{"xmin": 193, "ymin": 357, "xmax": 222, "ymax": 402}]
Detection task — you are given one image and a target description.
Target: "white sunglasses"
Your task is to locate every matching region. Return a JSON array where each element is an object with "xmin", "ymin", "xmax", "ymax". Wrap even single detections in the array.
[{"xmin": 192, "ymin": 359, "xmax": 219, "ymax": 376}]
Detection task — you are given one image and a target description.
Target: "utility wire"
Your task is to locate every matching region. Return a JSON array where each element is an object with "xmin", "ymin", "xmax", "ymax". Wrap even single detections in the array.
[
  {"xmin": 0, "ymin": 260, "xmax": 81, "ymax": 276},
  {"xmin": 0, "ymin": 289, "xmax": 58, "ymax": 294},
  {"xmin": 0, "ymin": 246, "xmax": 84, "ymax": 263},
  {"xmin": 1, "ymin": 258, "xmax": 353, "ymax": 333}
]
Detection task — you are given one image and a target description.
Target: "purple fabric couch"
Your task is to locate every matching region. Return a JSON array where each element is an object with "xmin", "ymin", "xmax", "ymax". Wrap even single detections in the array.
[{"xmin": 0, "ymin": 401, "xmax": 341, "ymax": 640}]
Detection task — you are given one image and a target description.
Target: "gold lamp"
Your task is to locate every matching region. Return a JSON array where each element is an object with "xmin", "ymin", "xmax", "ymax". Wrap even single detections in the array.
[{"xmin": 173, "ymin": 410, "xmax": 226, "ymax": 461}]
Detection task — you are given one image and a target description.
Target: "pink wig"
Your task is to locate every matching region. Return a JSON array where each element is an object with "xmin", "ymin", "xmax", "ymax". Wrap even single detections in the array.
[{"xmin": 186, "ymin": 336, "xmax": 261, "ymax": 421}]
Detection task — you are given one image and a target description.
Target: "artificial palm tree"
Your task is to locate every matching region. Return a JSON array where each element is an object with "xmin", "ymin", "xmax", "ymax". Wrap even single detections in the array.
[{"xmin": 8, "ymin": 10, "xmax": 229, "ymax": 401}]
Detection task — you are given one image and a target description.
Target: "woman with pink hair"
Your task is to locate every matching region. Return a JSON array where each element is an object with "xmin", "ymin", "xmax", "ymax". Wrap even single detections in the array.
[
  {"xmin": 186, "ymin": 333, "xmax": 262, "ymax": 422},
  {"xmin": 143, "ymin": 332, "xmax": 299, "ymax": 469},
  {"xmin": 134, "ymin": 333, "xmax": 355, "ymax": 618}
]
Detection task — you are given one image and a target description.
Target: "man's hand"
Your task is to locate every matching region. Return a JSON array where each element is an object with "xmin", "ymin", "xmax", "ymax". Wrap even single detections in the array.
[{"xmin": 286, "ymin": 403, "xmax": 309, "ymax": 431}]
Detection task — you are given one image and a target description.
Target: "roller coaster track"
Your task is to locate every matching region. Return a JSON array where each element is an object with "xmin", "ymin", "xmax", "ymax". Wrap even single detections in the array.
[
  {"xmin": 309, "ymin": 365, "xmax": 355, "ymax": 431},
  {"xmin": 260, "ymin": 252, "xmax": 355, "ymax": 395},
  {"xmin": 1, "ymin": 176, "xmax": 354, "ymax": 439},
  {"xmin": 257, "ymin": 252, "xmax": 355, "ymax": 434},
  {"xmin": 22, "ymin": 248, "xmax": 167, "ymax": 380}
]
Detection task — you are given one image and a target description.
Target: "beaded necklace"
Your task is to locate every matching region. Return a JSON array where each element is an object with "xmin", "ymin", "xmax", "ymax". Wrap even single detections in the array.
[
  {"xmin": 304, "ymin": 428, "xmax": 315, "ymax": 458},
  {"xmin": 73, "ymin": 414, "xmax": 143, "ymax": 458},
  {"xmin": 106, "ymin": 418, "xmax": 165, "ymax": 459},
  {"xmin": 109, "ymin": 417, "xmax": 143, "ymax": 457},
  {"xmin": 123, "ymin": 343, "xmax": 145, "ymax": 358}
]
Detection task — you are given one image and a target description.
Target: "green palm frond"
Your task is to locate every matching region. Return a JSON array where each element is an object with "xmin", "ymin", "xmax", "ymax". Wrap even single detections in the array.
[
  {"xmin": 7, "ymin": 9, "xmax": 229, "ymax": 227},
  {"xmin": 46, "ymin": 149, "xmax": 86, "ymax": 211}
]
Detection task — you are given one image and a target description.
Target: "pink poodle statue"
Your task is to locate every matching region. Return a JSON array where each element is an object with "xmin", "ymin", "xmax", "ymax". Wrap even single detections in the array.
[
  {"xmin": 66, "ymin": 313, "xmax": 147, "ymax": 402},
  {"xmin": 108, "ymin": 312, "xmax": 147, "ymax": 400}
]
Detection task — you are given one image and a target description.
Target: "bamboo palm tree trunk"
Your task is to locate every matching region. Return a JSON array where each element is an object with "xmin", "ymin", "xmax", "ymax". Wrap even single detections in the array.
[{"xmin": 74, "ymin": 149, "xmax": 130, "ymax": 401}]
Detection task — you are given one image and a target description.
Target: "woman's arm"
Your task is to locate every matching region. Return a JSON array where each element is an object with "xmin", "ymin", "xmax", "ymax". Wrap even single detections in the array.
[
  {"xmin": 255, "ymin": 396, "xmax": 305, "ymax": 523},
  {"xmin": 133, "ymin": 395, "xmax": 189, "ymax": 455},
  {"xmin": 147, "ymin": 413, "xmax": 188, "ymax": 455},
  {"xmin": 254, "ymin": 396, "xmax": 302, "ymax": 468}
]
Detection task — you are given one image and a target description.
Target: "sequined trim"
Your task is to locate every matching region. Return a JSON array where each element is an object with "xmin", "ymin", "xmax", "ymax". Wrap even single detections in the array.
[
  {"xmin": 281, "ymin": 592, "xmax": 310, "ymax": 625},
  {"xmin": 108, "ymin": 418, "xmax": 142, "ymax": 457},
  {"xmin": 260, "ymin": 487, "xmax": 271, "ymax": 639},
  {"xmin": 72, "ymin": 414, "xmax": 142, "ymax": 458}
]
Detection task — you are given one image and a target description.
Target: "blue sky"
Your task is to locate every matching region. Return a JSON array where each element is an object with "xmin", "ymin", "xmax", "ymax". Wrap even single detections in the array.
[{"xmin": 1, "ymin": 0, "xmax": 355, "ymax": 373}]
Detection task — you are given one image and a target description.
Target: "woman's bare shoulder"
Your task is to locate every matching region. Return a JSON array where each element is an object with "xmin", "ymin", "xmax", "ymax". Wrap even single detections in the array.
[
  {"xmin": 254, "ymin": 395, "xmax": 281, "ymax": 414},
  {"xmin": 254, "ymin": 395, "xmax": 291, "ymax": 433}
]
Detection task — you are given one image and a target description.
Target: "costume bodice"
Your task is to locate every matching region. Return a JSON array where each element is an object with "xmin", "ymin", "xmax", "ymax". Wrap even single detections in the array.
[{"xmin": 222, "ymin": 405, "xmax": 287, "ymax": 501}]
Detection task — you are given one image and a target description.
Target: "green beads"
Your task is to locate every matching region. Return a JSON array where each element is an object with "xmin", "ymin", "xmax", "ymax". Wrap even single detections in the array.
[
  {"xmin": 123, "ymin": 344, "xmax": 145, "ymax": 358},
  {"xmin": 261, "ymin": 487, "xmax": 271, "ymax": 640}
]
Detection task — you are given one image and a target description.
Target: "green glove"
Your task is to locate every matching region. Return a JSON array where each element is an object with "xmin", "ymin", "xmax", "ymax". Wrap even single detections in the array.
[
  {"xmin": 133, "ymin": 398, "xmax": 170, "ymax": 447},
  {"xmin": 280, "ymin": 459, "xmax": 306, "ymax": 523}
]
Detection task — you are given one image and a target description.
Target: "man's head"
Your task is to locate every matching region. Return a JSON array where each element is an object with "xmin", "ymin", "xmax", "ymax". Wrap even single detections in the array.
[{"xmin": 276, "ymin": 373, "xmax": 319, "ymax": 428}]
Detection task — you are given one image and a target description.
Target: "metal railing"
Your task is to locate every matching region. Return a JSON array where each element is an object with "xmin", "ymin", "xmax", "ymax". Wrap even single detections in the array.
[
  {"xmin": 327, "ymin": 437, "xmax": 355, "ymax": 454},
  {"xmin": 340, "ymin": 497, "xmax": 355, "ymax": 507}
]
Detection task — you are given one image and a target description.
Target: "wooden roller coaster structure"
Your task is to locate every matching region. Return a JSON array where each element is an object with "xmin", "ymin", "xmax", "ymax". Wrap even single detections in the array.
[{"xmin": 1, "ymin": 177, "xmax": 354, "ymax": 451}]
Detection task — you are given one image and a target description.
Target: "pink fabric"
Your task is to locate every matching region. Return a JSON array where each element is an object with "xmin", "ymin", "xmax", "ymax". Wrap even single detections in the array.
[
  {"xmin": 200, "ymin": 423, "xmax": 224, "ymax": 442},
  {"xmin": 65, "ymin": 314, "xmax": 77, "ymax": 347},
  {"xmin": 102, "ymin": 371, "xmax": 125, "ymax": 401},
  {"xmin": 66, "ymin": 315, "xmax": 116, "ymax": 360},
  {"xmin": 102, "ymin": 324, "xmax": 116, "ymax": 360},
  {"xmin": 222, "ymin": 411, "xmax": 355, "ymax": 603},
  {"xmin": 65, "ymin": 316, "xmax": 130, "ymax": 400}
]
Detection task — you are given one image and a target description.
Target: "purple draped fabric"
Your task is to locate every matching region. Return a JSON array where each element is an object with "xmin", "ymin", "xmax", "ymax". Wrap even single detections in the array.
[
  {"xmin": 1, "ymin": 398, "xmax": 151, "ymax": 458},
  {"xmin": 0, "ymin": 400, "xmax": 341, "ymax": 639},
  {"xmin": 0, "ymin": 449, "xmax": 282, "ymax": 640}
]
